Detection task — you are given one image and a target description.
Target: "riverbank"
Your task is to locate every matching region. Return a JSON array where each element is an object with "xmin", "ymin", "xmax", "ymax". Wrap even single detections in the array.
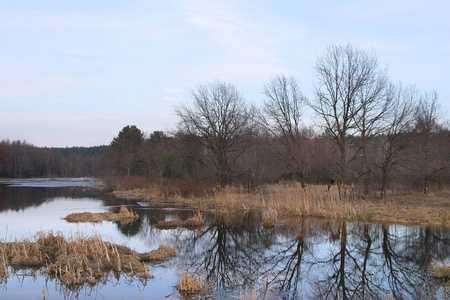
[{"xmin": 111, "ymin": 183, "xmax": 450, "ymax": 228}]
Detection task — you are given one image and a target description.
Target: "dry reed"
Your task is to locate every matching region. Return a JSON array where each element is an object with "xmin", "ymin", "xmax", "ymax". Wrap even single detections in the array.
[
  {"xmin": 155, "ymin": 219, "xmax": 182, "ymax": 229},
  {"xmin": 430, "ymin": 259, "xmax": 450, "ymax": 279},
  {"xmin": 114, "ymin": 183, "xmax": 450, "ymax": 227},
  {"xmin": 175, "ymin": 269, "xmax": 213, "ymax": 297},
  {"xmin": 182, "ymin": 212, "xmax": 205, "ymax": 228},
  {"xmin": 141, "ymin": 245, "xmax": 177, "ymax": 261},
  {"xmin": 63, "ymin": 206, "xmax": 139, "ymax": 224},
  {"xmin": 0, "ymin": 231, "xmax": 176, "ymax": 288}
]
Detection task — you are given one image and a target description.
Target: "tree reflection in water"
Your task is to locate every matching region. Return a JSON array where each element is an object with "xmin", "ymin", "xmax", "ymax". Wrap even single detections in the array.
[
  {"xmin": 178, "ymin": 213, "xmax": 449, "ymax": 300},
  {"xmin": 1, "ymin": 184, "xmax": 448, "ymax": 299}
]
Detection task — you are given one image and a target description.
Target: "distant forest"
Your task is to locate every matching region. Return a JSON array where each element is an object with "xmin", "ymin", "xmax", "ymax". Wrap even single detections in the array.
[
  {"xmin": 0, "ymin": 140, "xmax": 107, "ymax": 178},
  {"xmin": 44, "ymin": 146, "xmax": 108, "ymax": 157},
  {"xmin": 1, "ymin": 44, "xmax": 449, "ymax": 196}
]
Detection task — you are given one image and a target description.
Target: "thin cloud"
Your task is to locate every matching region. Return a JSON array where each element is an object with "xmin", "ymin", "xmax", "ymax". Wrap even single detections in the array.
[{"xmin": 180, "ymin": 0, "xmax": 305, "ymax": 80}]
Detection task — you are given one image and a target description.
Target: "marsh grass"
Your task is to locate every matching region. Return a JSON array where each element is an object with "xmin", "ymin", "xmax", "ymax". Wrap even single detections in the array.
[
  {"xmin": 155, "ymin": 212, "xmax": 205, "ymax": 230},
  {"xmin": 182, "ymin": 212, "xmax": 205, "ymax": 228},
  {"xmin": 155, "ymin": 219, "xmax": 182, "ymax": 229},
  {"xmin": 175, "ymin": 269, "xmax": 214, "ymax": 298},
  {"xmin": 0, "ymin": 231, "xmax": 176, "ymax": 288},
  {"xmin": 430, "ymin": 259, "xmax": 450, "ymax": 279},
  {"xmin": 113, "ymin": 183, "xmax": 450, "ymax": 227},
  {"xmin": 63, "ymin": 206, "xmax": 139, "ymax": 224},
  {"xmin": 262, "ymin": 209, "xmax": 277, "ymax": 228}
]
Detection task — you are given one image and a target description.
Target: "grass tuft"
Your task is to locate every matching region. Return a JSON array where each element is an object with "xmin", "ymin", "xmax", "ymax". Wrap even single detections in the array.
[
  {"xmin": 182, "ymin": 212, "xmax": 205, "ymax": 228},
  {"xmin": 430, "ymin": 259, "xmax": 450, "ymax": 279},
  {"xmin": 175, "ymin": 269, "xmax": 214, "ymax": 297},
  {"xmin": 63, "ymin": 207, "xmax": 139, "ymax": 224}
]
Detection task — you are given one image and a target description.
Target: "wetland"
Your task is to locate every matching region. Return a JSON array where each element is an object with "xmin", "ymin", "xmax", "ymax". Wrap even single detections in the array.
[{"xmin": 0, "ymin": 179, "xmax": 449, "ymax": 299}]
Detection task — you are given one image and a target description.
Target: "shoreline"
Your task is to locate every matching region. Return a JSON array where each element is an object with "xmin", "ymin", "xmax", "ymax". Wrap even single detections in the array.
[{"xmin": 110, "ymin": 183, "xmax": 450, "ymax": 228}]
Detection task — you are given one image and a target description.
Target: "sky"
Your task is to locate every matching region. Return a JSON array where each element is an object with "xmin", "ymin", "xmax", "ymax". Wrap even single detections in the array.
[{"xmin": 0, "ymin": 0, "xmax": 449, "ymax": 147}]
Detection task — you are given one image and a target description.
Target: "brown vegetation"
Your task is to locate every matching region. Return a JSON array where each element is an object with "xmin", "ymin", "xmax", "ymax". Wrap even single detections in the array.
[
  {"xmin": 182, "ymin": 212, "xmax": 205, "ymax": 228},
  {"xmin": 155, "ymin": 219, "xmax": 182, "ymax": 229},
  {"xmin": 63, "ymin": 206, "xmax": 139, "ymax": 224},
  {"xmin": 0, "ymin": 231, "xmax": 176, "ymax": 287},
  {"xmin": 155, "ymin": 212, "xmax": 205, "ymax": 230},
  {"xmin": 430, "ymin": 259, "xmax": 450, "ymax": 279},
  {"xmin": 115, "ymin": 183, "xmax": 450, "ymax": 228},
  {"xmin": 175, "ymin": 269, "xmax": 214, "ymax": 298}
]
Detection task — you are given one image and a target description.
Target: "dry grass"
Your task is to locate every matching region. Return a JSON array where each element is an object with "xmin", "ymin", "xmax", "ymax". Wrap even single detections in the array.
[
  {"xmin": 0, "ymin": 231, "xmax": 176, "ymax": 288},
  {"xmin": 113, "ymin": 183, "xmax": 450, "ymax": 228},
  {"xmin": 155, "ymin": 219, "xmax": 182, "ymax": 229},
  {"xmin": 141, "ymin": 245, "xmax": 177, "ymax": 261},
  {"xmin": 175, "ymin": 269, "xmax": 214, "ymax": 298},
  {"xmin": 155, "ymin": 212, "xmax": 205, "ymax": 230},
  {"xmin": 262, "ymin": 209, "xmax": 278, "ymax": 229},
  {"xmin": 63, "ymin": 206, "xmax": 139, "ymax": 224},
  {"xmin": 430, "ymin": 259, "xmax": 450, "ymax": 279},
  {"xmin": 182, "ymin": 212, "xmax": 205, "ymax": 228}
]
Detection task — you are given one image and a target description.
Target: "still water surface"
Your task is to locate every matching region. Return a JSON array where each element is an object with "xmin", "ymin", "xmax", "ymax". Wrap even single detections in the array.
[{"xmin": 0, "ymin": 179, "xmax": 448, "ymax": 299}]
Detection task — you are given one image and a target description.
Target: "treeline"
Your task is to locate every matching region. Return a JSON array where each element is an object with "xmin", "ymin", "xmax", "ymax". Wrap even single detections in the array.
[
  {"xmin": 44, "ymin": 146, "xmax": 108, "ymax": 157},
  {"xmin": 2, "ymin": 44, "xmax": 449, "ymax": 196},
  {"xmin": 0, "ymin": 140, "xmax": 104, "ymax": 178}
]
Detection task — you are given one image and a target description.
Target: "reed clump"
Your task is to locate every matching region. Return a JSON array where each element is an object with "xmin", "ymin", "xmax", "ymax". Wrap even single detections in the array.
[
  {"xmin": 155, "ymin": 212, "xmax": 205, "ymax": 230},
  {"xmin": 141, "ymin": 245, "xmax": 177, "ymax": 261},
  {"xmin": 155, "ymin": 219, "xmax": 182, "ymax": 229},
  {"xmin": 63, "ymin": 206, "xmax": 139, "ymax": 224},
  {"xmin": 182, "ymin": 212, "xmax": 205, "ymax": 228},
  {"xmin": 262, "ymin": 209, "xmax": 278, "ymax": 229},
  {"xmin": 0, "ymin": 231, "xmax": 176, "ymax": 287},
  {"xmin": 430, "ymin": 259, "xmax": 450, "ymax": 279},
  {"xmin": 175, "ymin": 269, "xmax": 213, "ymax": 297}
]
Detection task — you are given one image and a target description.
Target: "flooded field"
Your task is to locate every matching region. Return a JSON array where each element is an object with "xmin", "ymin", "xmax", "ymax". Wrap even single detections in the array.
[{"xmin": 0, "ymin": 179, "xmax": 449, "ymax": 299}]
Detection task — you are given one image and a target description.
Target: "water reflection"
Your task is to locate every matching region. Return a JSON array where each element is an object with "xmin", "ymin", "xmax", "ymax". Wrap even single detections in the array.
[{"xmin": 0, "ymin": 183, "xmax": 448, "ymax": 299}]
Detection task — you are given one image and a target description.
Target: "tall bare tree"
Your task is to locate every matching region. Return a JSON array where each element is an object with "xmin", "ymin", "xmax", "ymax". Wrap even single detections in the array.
[
  {"xmin": 354, "ymin": 69, "xmax": 390, "ymax": 195},
  {"xmin": 175, "ymin": 81, "xmax": 254, "ymax": 188},
  {"xmin": 376, "ymin": 84, "xmax": 417, "ymax": 198},
  {"xmin": 309, "ymin": 44, "xmax": 389, "ymax": 188},
  {"xmin": 260, "ymin": 74, "xmax": 307, "ymax": 187},
  {"xmin": 413, "ymin": 92, "xmax": 446, "ymax": 193}
]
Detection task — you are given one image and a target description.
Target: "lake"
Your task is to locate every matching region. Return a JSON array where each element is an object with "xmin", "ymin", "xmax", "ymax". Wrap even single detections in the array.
[{"xmin": 0, "ymin": 179, "xmax": 448, "ymax": 299}]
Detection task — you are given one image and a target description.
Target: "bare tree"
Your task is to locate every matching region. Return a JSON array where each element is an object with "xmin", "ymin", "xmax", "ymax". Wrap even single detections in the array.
[
  {"xmin": 260, "ymin": 74, "xmax": 307, "ymax": 187},
  {"xmin": 353, "ymin": 70, "xmax": 390, "ymax": 195},
  {"xmin": 175, "ymin": 81, "xmax": 254, "ymax": 188},
  {"xmin": 376, "ymin": 84, "xmax": 417, "ymax": 198},
  {"xmin": 413, "ymin": 92, "xmax": 447, "ymax": 193},
  {"xmin": 309, "ymin": 44, "xmax": 389, "ymax": 189}
]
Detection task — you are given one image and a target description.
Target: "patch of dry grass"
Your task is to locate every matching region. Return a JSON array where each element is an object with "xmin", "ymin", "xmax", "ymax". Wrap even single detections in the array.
[
  {"xmin": 182, "ymin": 212, "xmax": 205, "ymax": 228},
  {"xmin": 175, "ymin": 269, "xmax": 214, "ymax": 298},
  {"xmin": 155, "ymin": 212, "xmax": 205, "ymax": 230},
  {"xmin": 141, "ymin": 245, "xmax": 177, "ymax": 261},
  {"xmin": 113, "ymin": 183, "xmax": 450, "ymax": 228},
  {"xmin": 0, "ymin": 231, "xmax": 176, "ymax": 288},
  {"xmin": 63, "ymin": 207, "xmax": 139, "ymax": 225},
  {"xmin": 262, "ymin": 209, "xmax": 278, "ymax": 229},
  {"xmin": 430, "ymin": 259, "xmax": 450, "ymax": 279},
  {"xmin": 155, "ymin": 219, "xmax": 182, "ymax": 229}
]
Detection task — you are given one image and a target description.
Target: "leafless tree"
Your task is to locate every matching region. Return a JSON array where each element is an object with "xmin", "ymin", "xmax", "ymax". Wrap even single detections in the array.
[
  {"xmin": 309, "ymin": 43, "xmax": 389, "ymax": 189},
  {"xmin": 376, "ymin": 84, "xmax": 417, "ymax": 198},
  {"xmin": 413, "ymin": 92, "xmax": 447, "ymax": 193},
  {"xmin": 260, "ymin": 74, "xmax": 307, "ymax": 187},
  {"xmin": 354, "ymin": 69, "xmax": 390, "ymax": 195},
  {"xmin": 175, "ymin": 81, "xmax": 254, "ymax": 188}
]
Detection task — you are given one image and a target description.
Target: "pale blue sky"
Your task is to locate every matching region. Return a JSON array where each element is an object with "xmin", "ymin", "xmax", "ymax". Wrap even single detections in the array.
[{"xmin": 1, "ymin": 0, "xmax": 449, "ymax": 147}]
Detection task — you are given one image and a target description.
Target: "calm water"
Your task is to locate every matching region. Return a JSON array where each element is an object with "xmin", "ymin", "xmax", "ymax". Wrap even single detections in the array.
[{"xmin": 0, "ymin": 179, "xmax": 449, "ymax": 300}]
